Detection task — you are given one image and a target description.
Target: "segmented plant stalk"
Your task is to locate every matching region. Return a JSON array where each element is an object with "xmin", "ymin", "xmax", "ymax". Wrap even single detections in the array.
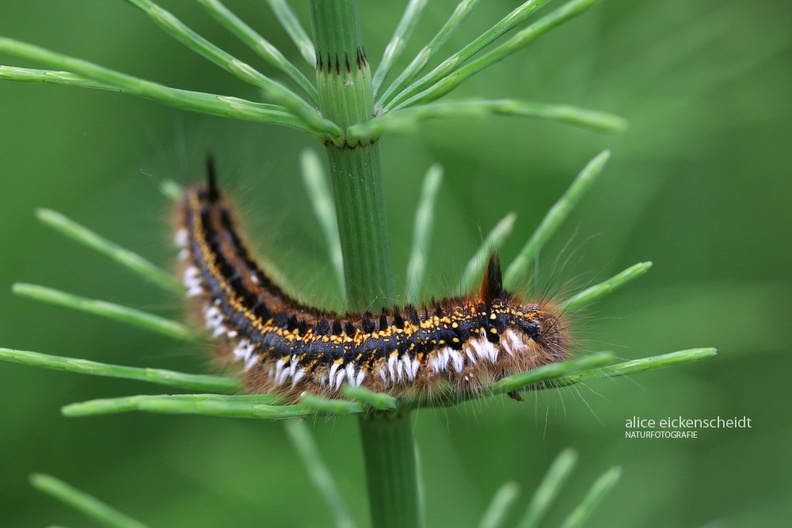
[
  {"xmin": 311, "ymin": 0, "xmax": 395, "ymax": 312},
  {"xmin": 309, "ymin": 2, "xmax": 419, "ymax": 527}
]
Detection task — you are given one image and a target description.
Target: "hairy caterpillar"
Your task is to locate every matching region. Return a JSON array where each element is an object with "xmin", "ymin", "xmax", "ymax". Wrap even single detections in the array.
[{"xmin": 176, "ymin": 162, "xmax": 570, "ymax": 401}]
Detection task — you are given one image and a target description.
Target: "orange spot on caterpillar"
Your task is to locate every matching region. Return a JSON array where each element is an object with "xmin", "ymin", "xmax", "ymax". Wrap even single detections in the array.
[{"xmin": 176, "ymin": 161, "xmax": 570, "ymax": 401}]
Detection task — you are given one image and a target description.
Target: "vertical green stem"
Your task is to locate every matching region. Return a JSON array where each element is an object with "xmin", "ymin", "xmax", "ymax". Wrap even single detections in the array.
[
  {"xmin": 325, "ymin": 146, "xmax": 395, "ymax": 309},
  {"xmin": 358, "ymin": 410, "xmax": 420, "ymax": 528},
  {"xmin": 310, "ymin": 3, "xmax": 417, "ymax": 528},
  {"xmin": 311, "ymin": 0, "xmax": 395, "ymax": 311}
]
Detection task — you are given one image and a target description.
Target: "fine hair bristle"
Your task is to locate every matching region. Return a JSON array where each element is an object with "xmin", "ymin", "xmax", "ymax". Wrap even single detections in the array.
[{"xmin": 175, "ymin": 165, "xmax": 571, "ymax": 402}]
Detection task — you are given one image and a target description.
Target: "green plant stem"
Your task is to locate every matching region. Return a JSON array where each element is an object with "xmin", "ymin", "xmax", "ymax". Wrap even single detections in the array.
[
  {"xmin": 358, "ymin": 411, "xmax": 421, "ymax": 528},
  {"xmin": 311, "ymin": 0, "xmax": 395, "ymax": 310},
  {"xmin": 30, "ymin": 474, "xmax": 150, "ymax": 528},
  {"xmin": 325, "ymin": 147, "xmax": 395, "ymax": 309},
  {"xmin": 311, "ymin": 4, "xmax": 414, "ymax": 525}
]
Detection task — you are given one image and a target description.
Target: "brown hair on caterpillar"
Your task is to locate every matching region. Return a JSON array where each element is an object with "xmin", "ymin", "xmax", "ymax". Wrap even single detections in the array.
[{"xmin": 175, "ymin": 160, "xmax": 570, "ymax": 402}]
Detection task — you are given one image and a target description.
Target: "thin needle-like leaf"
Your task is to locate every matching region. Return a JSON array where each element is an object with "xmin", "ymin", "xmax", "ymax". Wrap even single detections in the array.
[
  {"xmin": 517, "ymin": 448, "xmax": 578, "ymax": 528},
  {"xmin": 487, "ymin": 352, "xmax": 614, "ymax": 396},
  {"xmin": 267, "ymin": 0, "xmax": 316, "ymax": 66},
  {"xmin": 477, "ymin": 481, "xmax": 521, "ymax": 528},
  {"xmin": 392, "ymin": 0, "xmax": 601, "ymax": 111},
  {"xmin": 121, "ymin": 0, "xmax": 340, "ymax": 137},
  {"xmin": 0, "ymin": 348, "xmax": 241, "ymax": 393},
  {"xmin": 63, "ymin": 394, "xmax": 307, "ymax": 419},
  {"xmin": 504, "ymin": 150, "xmax": 610, "ymax": 289},
  {"xmin": 31, "ymin": 474, "xmax": 150, "ymax": 528},
  {"xmin": 300, "ymin": 149, "xmax": 345, "ymax": 298},
  {"xmin": 385, "ymin": 0, "xmax": 553, "ymax": 111},
  {"xmin": 0, "ymin": 346, "xmax": 717, "ymax": 414},
  {"xmin": 12, "ymin": 283, "xmax": 198, "ymax": 342},
  {"xmin": 457, "ymin": 213, "xmax": 517, "ymax": 294},
  {"xmin": 0, "ymin": 65, "xmax": 116, "ymax": 90},
  {"xmin": 285, "ymin": 420, "xmax": 358, "ymax": 528},
  {"xmin": 300, "ymin": 393, "xmax": 364, "ymax": 415},
  {"xmin": 562, "ymin": 262, "xmax": 653, "ymax": 310},
  {"xmin": 373, "ymin": 0, "xmax": 427, "ymax": 97},
  {"xmin": 378, "ymin": 0, "xmax": 480, "ymax": 109},
  {"xmin": 197, "ymin": 0, "xmax": 318, "ymax": 103},
  {"xmin": 35, "ymin": 208, "xmax": 181, "ymax": 293},
  {"xmin": 415, "ymin": 444, "xmax": 427, "ymax": 526},
  {"xmin": 560, "ymin": 466, "xmax": 621, "ymax": 528},
  {"xmin": 554, "ymin": 348, "xmax": 717, "ymax": 388},
  {"xmin": 409, "ymin": 348, "xmax": 715, "ymax": 409},
  {"xmin": 342, "ymin": 384, "xmax": 399, "ymax": 411},
  {"xmin": 406, "ymin": 164, "xmax": 443, "ymax": 304},
  {"xmin": 350, "ymin": 100, "xmax": 626, "ymax": 141},
  {"xmin": 0, "ymin": 49, "xmax": 312, "ymax": 133},
  {"xmin": 407, "ymin": 352, "xmax": 614, "ymax": 408}
]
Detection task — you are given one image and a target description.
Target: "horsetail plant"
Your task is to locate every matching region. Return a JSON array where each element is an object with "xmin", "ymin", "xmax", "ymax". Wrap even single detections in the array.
[{"xmin": 0, "ymin": 1, "xmax": 715, "ymax": 527}]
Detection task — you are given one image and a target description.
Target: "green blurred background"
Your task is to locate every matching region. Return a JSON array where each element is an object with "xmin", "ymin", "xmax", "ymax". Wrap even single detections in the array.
[{"xmin": 1, "ymin": 0, "xmax": 790, "ymax": 526}]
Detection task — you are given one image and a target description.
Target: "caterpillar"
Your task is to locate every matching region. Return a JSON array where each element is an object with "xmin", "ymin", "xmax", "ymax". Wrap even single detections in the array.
[{"xmin": 176, "ymin": 161, "xmax": 570, "ymax": 401}]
